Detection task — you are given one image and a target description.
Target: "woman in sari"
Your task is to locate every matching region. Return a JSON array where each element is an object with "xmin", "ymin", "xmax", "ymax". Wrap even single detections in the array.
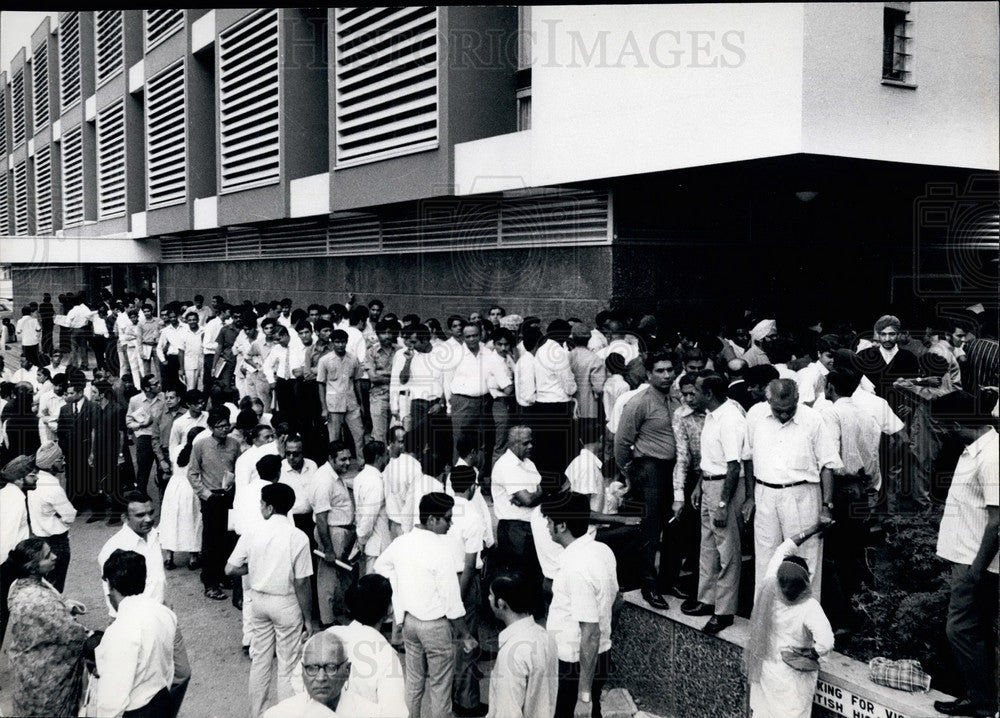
[
  {"xmin": 743, "ymin": 522, "xmax": 835, "ymax": 718},
  {"xmin": 4, "ymin": 537, "xmax": 91, "ymax": 717}
]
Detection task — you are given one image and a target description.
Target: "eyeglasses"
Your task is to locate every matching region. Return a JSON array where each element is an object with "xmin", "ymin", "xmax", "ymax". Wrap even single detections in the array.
[
  {"xmin": 303, "ymin": 660, "xmax": 349, "ymax": 676},
  {"xmin": 285, "ymin": 451, "xmax": 303, "ymax": 457}
]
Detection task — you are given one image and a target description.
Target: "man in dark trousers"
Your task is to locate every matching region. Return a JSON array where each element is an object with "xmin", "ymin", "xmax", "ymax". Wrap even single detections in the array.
[
  {"xmin": 57, "ymin": 378, "xmax": 98, "ymax": 515},
  {"xmin": 39, "ymin": 293, "xmax": 55, "ymax": 355}
]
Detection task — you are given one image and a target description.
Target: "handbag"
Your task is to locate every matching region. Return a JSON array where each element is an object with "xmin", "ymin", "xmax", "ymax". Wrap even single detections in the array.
[{"xmin": 868, "ymin": 657, "xmax": 931, "ymax": 692}]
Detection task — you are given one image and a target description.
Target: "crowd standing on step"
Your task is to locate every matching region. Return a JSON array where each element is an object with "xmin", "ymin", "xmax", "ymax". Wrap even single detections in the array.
[{"xmin": 0, "ymin": 286, "xmax": 997, "ymax": 717}]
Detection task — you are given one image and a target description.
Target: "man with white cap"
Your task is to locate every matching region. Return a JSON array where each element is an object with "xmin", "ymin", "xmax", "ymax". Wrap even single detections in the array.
[
  {"xmin": 744, "ymin": 320, "xmax": 777, "ymax": 368},
  {"xmin": 29, "ymin": 441, "xmax": 77, "ymax": 591}
]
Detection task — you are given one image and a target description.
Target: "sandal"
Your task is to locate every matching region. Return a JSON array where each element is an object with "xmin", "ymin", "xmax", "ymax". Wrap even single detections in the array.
[{"xmin": 204, "ymin": 586, "xmax": 227, "ymax": 601}]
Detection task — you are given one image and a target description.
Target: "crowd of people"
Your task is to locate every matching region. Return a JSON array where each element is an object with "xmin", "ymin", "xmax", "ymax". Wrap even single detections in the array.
[{"xmin": 0, "ymin": 287, "xmax": 997, "ymax": 718}]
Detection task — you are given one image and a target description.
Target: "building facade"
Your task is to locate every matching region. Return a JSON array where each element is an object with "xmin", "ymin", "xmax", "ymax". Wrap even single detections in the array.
[{"xmin": 2, "ymin": 5, "xmax": 997, "ymax": 326}]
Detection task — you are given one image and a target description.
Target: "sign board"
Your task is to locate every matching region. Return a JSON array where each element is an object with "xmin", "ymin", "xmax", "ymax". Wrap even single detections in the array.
[{"xmin": 814, "ymin": 679, "xmax": 911, "ymax": 718}]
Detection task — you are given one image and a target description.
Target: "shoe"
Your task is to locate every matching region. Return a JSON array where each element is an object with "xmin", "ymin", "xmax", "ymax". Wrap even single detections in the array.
[
  {"xmin": 233, "ymin": 598, "xmax": 244, "ymax": 611},
  {"xmin": 477, "ymin": 648, "xmax": 498, "ymax": 662},
  {"xmin": 703, "ymin": 615, "xmax": 734, "ymax": 634},
  {"xmin": 188, "ymin": 558, "xmax": 200, "ymax": 570},
  {"xmin": 107, "ymin": 515, "xmax": 121, "ymax": 526},
  {"xmin": 164, "ymin": 558, "xmax": 176, "ymax": 571},
  {"xmin": 204, "ymin": 586, "xmax": 227, "ymax": 601},
  {"xmin": 640, "ymin": 588, "xmax": 669, "ymax": 611},
  {"xmin": 933, "ymin": 699, "xmax": 996, "ymax": 716},
  {"xmin": 454, "ymin": 703, "xmax": 489, "ymax": 718},
  {"xmin": 242, "ymin": 645, "xmax": 250, "ymax": 658},
  {"xmin": 86, "ymin": 512, "xmax": 104, "ymax": 524},
  {"xmin": 680, "ymin": 600, "xmax": 714, "ymax": 617}
]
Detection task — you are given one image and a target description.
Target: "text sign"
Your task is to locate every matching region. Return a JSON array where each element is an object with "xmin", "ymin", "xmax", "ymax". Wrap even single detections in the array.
[{"xmin": 814, "ymin": 679, "xmax": 910, "ymax": 718}]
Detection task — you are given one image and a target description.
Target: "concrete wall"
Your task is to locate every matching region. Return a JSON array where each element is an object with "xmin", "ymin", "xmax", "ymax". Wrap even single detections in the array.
[
  {"xmin": 158, "ymin": 245, "xmax": 612, "ymax": 322},
  {"xmin": 802, "ymin": 2, "xmax": 999, "ymax": 171},
  {"xmin": 11, "ymin": 265, "xmax": 87, "ymax": 308}
]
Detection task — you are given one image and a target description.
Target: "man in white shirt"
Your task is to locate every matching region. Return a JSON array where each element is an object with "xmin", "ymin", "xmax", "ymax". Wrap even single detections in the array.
[
  {"xmin": 0, "ymin": 456, "xmax": 36, "ymax": 643},
  {"xmin": 177, "ymin": 312, "xmax": 205, "ymax": 393},
  {"xmin": 66, "ymin": 294, "xmax": 96, "ymax": 369},
  {"xmin": 15, "ymin": 305, "xmax": 41, "ymax": 366},
  {"xmin": 98, "ymin": 491, "xmax": 168, "ymax": 612},
  {"xmin": 744, "ymin": 379, "xmax": 841, "ymax": 598},
  {"xmin": 685, "ymin": 373, "xmax": 747, "ymax": 634},
  {"xmin": 202, "ymin": 303, "xmax": 230, "ymax": 395},
  {"xmin": 96, "ymin": 549, "xmax": 178, "ymax": 718},
  {"xmin": 543, "ymin": 492, "xmax": 619, "ymax": 718},
  {"xmin": 126, "ymin": 374, "xmax": 167, "ymax": 494},
  {"xmin": 280, "ymin": 434, "xmax": 320, "ymax": 540},
  {"xmin": 448, "ymin": 323, "xmax": 510, "ymax": 468},
  {"xmin": 156, "ymin": 308, "xmax": 184, "ymax": 389},
  {"xmin": 383, "ymin": 426, "xmax": 422, "ymax": 537},
  {"xmin": 528, "ymin": 321, "xmax": 577, "ymax": 478},
  {"xmin": 311, "ymin": 439, "xmax": 354, "ymax": 627},
  {"xmin": 491, "ymin": 426, "xmax": 544, "ymax": 581},
  {"xmin": 374, "ymin": 492, "xmax": 476, "ymax": 718},
  {"xmin": 226, "ymin": 482, "xmax": 315, "ymax": 718},
  {"xmin": 354, "ymin": 441, "xmax": 392, "ymax": 575},
  {"xmin": 487, "ymin": 572, "xmax": 558, "ymax": 718},
  {"xmin": 932, "ymin": 392, "xmax": 999, "ymax": 717},
  {"xmin": 29, "ymin": 442, "xmax": 77, "ymax": 592},
  {"xmin": 264, "ymin": 632, "xmax": 349, "ymax": 718},
  {"xmin": 234, "ymin": 425, "xmax": 280, "ymax": 532}
]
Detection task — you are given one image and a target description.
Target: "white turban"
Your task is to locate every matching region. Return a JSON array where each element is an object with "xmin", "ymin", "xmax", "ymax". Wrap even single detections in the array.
[{"xmin": 749, "ymin": 320, "xmax": 777, "ymax": 343}]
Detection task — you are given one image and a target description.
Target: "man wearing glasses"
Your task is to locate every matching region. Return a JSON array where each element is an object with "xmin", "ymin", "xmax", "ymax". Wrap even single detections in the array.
[
  {"xmin": 264, "ymin": 633, "xmax": 349, "ymax": 718},
  {"xmin": 189, "ymin": 407, "xmax": 241, "ymax": 601},
  {"xmin": 227, "ymin": 482, "xmax": 316, "ymax": 718}
]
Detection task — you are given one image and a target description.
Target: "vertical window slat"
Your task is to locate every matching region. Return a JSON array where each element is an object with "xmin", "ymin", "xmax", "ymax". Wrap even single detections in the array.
[
  {"xmin": 59, "ymin": 12, "xmax": 82, "ymax": 111},
  {"xmin": 146, "ymin": 60, "xmax": 187, "ymax": 208},
  {"xmin": 98, "ymin": 100, "xmax": 127, "ymax": 219}
]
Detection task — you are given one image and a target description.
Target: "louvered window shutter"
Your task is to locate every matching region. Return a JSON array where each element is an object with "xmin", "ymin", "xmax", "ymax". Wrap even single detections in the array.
[
  {"xmin": 62, "ymin": 124, "xmax": 85, "ymax": 227},
  {"xmin": 145, "ymin": 10, "xmax": 184, "ymax": 52},
  {"xmin": 59, "ymin": 12, "xmax": 82, "ymax": 111},
  {"xmin": 33, "ymin": 43, "xmax": 49, "ymax": 130},
  {"xmin": 34, "ymin": 145, "xmax": 53, "ymax": 234},
  {"xmin": 218, "ymin": 9, "xmax": 281, "ymax": 193},
  {"xmin": 13, "ymin": 161, "xmax": 29, "ymax": 235},
  {"xmin": 146, "ymin": 60, "xmax": 186, "ymax": 209},
  {"xmin": 12, "ymin": 70, "xmax": 26, "ymax": 146},
  {"xmin": 97, "ymin": 101, "xmax": 127, "ymax": 219},
  {"xmin": 0, "ymin": 171, "xmax": 8, "ymax": 234},
  {"xmin": 96, "ymin": 11, "xmax": 125, "ymax": 86},
  {"xmin": 334, "ymin": 7, "xmax": 439, "ymax": 167}
]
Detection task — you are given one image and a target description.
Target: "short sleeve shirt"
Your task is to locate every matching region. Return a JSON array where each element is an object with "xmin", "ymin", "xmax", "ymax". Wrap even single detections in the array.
[{"xmin": 316, "ymin": 352, "xmax": 362, "ymax": 412}]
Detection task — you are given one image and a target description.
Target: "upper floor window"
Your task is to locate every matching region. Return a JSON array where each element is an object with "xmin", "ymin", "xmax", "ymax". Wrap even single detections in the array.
[{"xmin": 882, "ymin": 4, "xmax": 915, "ymax": 86}]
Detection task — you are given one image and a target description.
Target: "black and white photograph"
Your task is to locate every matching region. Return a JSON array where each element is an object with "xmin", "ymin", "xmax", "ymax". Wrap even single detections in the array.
[{"xmin": 0, "ymin": 5, "xmax": 997, "ymax": 717}]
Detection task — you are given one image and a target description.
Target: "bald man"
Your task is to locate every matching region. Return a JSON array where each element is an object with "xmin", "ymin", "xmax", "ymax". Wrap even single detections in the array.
[
  {"xmin": 725, "ymin": 358, "xmax": 753, "ymax": 412},
  {"xmin": 263, "ymin": 632, "xmax": 349, "ymax": 717}
]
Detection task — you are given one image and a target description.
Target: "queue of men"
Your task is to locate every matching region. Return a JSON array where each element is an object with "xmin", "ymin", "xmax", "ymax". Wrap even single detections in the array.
[{"xmin": 1, "ymin": 290, "xmax": 998, "ymax": 718}]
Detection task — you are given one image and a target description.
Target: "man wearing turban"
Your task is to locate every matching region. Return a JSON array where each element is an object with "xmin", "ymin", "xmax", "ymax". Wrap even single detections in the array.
[
  {"xmin": 29, "ymin": 442, "xmax": 77, "ymax": 591},
  {"xmin": 744, "ymin": 320, "xmax": 777, "ymax": 368}
]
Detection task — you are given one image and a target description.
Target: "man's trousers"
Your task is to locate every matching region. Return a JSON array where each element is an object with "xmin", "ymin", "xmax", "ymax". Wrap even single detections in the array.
[
  {"xmin": 753, "ymin": 481, "xmax": 822, "ymax": 600},
  {"xmin": 199, "ymin": 490, "xmax": 234, "ymax": 589},
  {"xmin": 696, "ymin": 479, "xmax": 743, "ymax": 616},
  {"xmin": 247, "ymin": 589, "xmax": 304, "ymax": 718},
  {"xmin": 403, "ymin": 614, "xmax": 456, "ymax": 718},
  {"xmin": 134, "ymin": 435, "xmax": 155, "ymax": 494},
  {"xmin": 946, "ymin": 562, "xmax": 999, "ymax": 707},
  {"xmin": 555, "ymin": 651, "xmax": 612, "ymax": 718},
  {"xmin": 627, "ymin": 457, "xmax": 675, "ymax": 592}
]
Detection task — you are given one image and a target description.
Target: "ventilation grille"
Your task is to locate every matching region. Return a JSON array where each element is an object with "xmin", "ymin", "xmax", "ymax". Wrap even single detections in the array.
[
  {"xmin": 0, "ymin": 79, "xmax": 6, "ymax": 154},
  {"xmin": 34, "ymin": 144, "xmax": 53, "ymax": 235},
  {"xmin": 13, "ymin": 161, "xmax": 29, "ymax": 236},
  {"xmin": 62, "ymin": 124, "xmax": 85, "ymax": 227},
  {"xmin": 146, "ymin": 60, "xmax": 186, "ymax": 209},
  {"xmin": 12, "ymin": 69, "xmax": 26, "ymax": 146},
  {"xmin": 0, "ymin": 170, "xmax": 8, "ymax": 234},
  {"xmin": 98, "ymin": 101, "xmax": 127, "ymax": 219},
  {"xmin": 218, "ymin": 9, "xmax": 281, "ymax": 194},
  {"xmin": 334, "ymin": 7, "xmax": 439, "ymax": 167},
  {"xmin": 96, "ymin": 10, "xmax": 125, "ymax": 85},
  {"xmin": 59, "ymin": 12, "xmax": 82, "ymax": 111},
  {"xmin": 158, "ymin": 190, "xmax": 612, "ymax": 261},
  {"xmin": 145, "ymin": 9, "xmax": 184, "ymax": 52},
  {"xmin": 32, "ymin": 43, "xmax": 49, "ymax": 130}
]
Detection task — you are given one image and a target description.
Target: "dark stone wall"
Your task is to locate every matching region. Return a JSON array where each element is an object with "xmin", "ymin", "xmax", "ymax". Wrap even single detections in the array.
[
  {"xmin": 12, "ymin": 266, "xmax": 87, "ymax": 307},
  {"xmin": 158, "ymin": 245, "xmax": 613, "ymax": 322},
  {"xmin": 611, "ymin": 600, "xmax": 748, "ymax": 717}
]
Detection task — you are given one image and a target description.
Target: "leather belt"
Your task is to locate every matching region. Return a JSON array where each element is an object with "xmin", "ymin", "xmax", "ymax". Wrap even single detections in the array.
[
  {"xmin": 702, "ymin": 474, "xmax": 726, "ymax": 481},
  {"xmin": 755, "ymin": 479, "xmax": 810, "ymax": 489}
]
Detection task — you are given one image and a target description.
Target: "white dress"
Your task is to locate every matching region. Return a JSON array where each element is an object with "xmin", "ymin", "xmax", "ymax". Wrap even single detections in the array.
[
  {"xmin": 159, "ymin": 447, "xmax": 203, "ymax": 553},
  {"xmin": 749, "ymin": 539, "xmax": 835, "ymax": 718}
]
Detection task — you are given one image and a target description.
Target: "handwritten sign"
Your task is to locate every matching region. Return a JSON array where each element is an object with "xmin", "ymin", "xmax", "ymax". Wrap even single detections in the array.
[{"xmin": 814, "ymin": 679, "xmax": 910, "ymax": 718}]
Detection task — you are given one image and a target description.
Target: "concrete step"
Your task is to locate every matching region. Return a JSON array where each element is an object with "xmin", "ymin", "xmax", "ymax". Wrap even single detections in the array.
[{"xmin": 602, "ymin": 687, "xmax": 638, "ymax": 718}]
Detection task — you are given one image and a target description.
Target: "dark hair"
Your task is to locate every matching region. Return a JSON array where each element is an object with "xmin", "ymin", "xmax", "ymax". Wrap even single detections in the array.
[
  {"xmin": 455, "ymin": 433, "xmax": 477, "ymax": 459},
  {"xmin": 184, "ymin": 389, "xmax": 205, "ymax": 405},
  {"xmin": 330, "ymin": 329, "xmax": 349, "ymax": 343},
  {"xmin": 930, "ymin": 390, "xmax": 995, "ymax": 427},
  {"xmin": 491, "ymin": 571, "xmax": 537, "ymax": 615},
  {"xmin": 362, "ymin": 440, "xmax": 386, "ymax": 465},
  {"xmin": 314, "ymin": 319, "xmax": 332, "ymax": 332},
  {"xmin": 345, "ymin": 574, "xmax": 393, "ymax": 626},
  {"xmin": 256, "ymin": 454, "xmax": 283, "ymax": 482},
  {"xmin": 207, "ymin": 407, "xmax": 230, "ymax": 427},
  {"xmin": 123, "ymin": 490, "xmax": 153, "ymax": 508},
  {"xmin": 826, "ymin": 368, "xmax": 862, "ymax": 397},
  {"xmin": 294, "ymin": 320, "xmax": 312, "ymax": 333},
  {"xmin": 540, "ymin": 492, "xmax": 591, "ymax": 537},
  {"xmin": 236, "ymin": 409, "xmax": 258, "ymax": 433},
  {"xmin": 678, "ymin": 372, "xmax": 697, "ymax": 389},
  {"xmin": 177, "ymin": 426, "xmax": 207, "ymax": 467},
  {"xmin": 745, "ymin": 364, "xmax": 780, "ymax": 388},
  {"xmin": 401, "ymin": 313, "xmax": 420, "ymax": 326},
  {"xmin": 261, "ymin": 482, "xmax": 295, "ymax": 515},
  {"xmin": 2, "ymin": 537, "xmax": 51, "ymax": 579},
  {"xmin": 765, "ymin": 338, "xmax": 795, "ymax": 365},
  {"xmin": 697, "ymin": 371, "xmax": 729, "ymax": 401},
  {"xmin": 522, "ymin": 325, "xmax": 543, "ymax": 352},
  {"xmin": 419, "ymin": 492, "xmax": 454, "ymax": 526},
  {"xmin": 450, "ymin": 465, "xmax": 477, "ymax": 494},
  {"xmin": 350, "ymin": 305, "xmax": 370, "ymax": 325},
  {"xmin": 491, "ymin": 327, "xmax": 514, "ymax": 345},
  {"xmin": 412, "ymin": 324, "xmax": 431, "ymax": 344},
  {"xmin": 328, "ymin": 439, "xmax": 351, "ymax": 459},
  {"xmin": 816, "ymin": 334, "xmax": 842, "ymax": 355},
  {"xmin": 681, "ymin": 347, "xmax": 706, "ymax": 364},
  {"xmin": 644, "ymin": 350, "xmax": 674, "ymax": 372},
  {"xmin": 102, "ymin": 549, "xmax": 146, "ymax": 597},
  {"xmin": 604, "ymin": 352, "xmax": 626, "ymax": 375}
]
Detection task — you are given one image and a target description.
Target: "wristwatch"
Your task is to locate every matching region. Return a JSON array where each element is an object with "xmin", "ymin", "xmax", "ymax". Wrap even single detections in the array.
[
  {"xmin": 823, "ymin": 501, "xmax": 834, "ymax": 511},
  {"xmin": 718, "ymin": 500, "xmax": 728, "ymax": 509},
  {"xmin": 579, "ymin": 692, "xmax": 592, "ymax": 704}
]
